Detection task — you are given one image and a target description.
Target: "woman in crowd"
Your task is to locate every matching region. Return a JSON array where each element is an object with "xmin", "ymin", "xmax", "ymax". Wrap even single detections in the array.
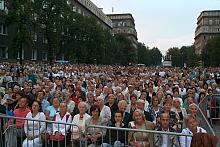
[
  {"xmin": 179, "ymin": 114, "xmax": 207, "ymax": 147},
  {"xmin": 48, "ymin": 102, "xmax": 72, "ymax": 147},
  {"xmin": 71, "ymin": 102, "xmax": 90, "ymax": 146},
  {"xmin": 148, "ymin": 95, "xmax": 163, "ymax": 124},
  {"xmin": 85, "ymin": 104, "xmax": 105, "ymax": 147},
  {"xmin": 101, "ymin": 111, "xmax": 128, "ymax": 147},
  {"xmin": 23, "ymin": 101, "xmax": 46, "ymax": 147},
  {"xmin": 128, "ymin": 109, "xmax": 154, "ymax": 147},
  {"xmin": 126, "ymin": 94, "xmax": 137, "ymax": 117},
  {"xmin": 172, "ymin": 98, "xmax": 187, "ymax": 131},
  {"xmin": 162, "ymin": 100, "xmax": 178, "ymax": 129}
]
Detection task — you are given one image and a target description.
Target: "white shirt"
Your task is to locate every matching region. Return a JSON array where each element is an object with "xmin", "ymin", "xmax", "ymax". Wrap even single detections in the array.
[
  {"xmin": 72, "ymin": 113, "xmax": 90, "ymax": 133},
  {"xmin": 179, "ymin": 127, "xmax": 206, "ymax": 147},
  {"xmin": 161, "ymin": 128, "xmax": 169, "ymax": 147},
  {"xmin": 100, "ymin": 105, "xmax": 111, "ymax": 123}
]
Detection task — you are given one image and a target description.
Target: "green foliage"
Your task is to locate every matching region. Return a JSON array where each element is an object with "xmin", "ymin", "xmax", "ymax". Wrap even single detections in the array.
[
  {"xmin": 5, "ymin": 0, "xmax": 34, "ymax": 64},
  {"xmin": 166, "ymin": 45, "xmax": 199, "ymax": 67},
  {"xmin": 202, "ymin": 35, "xmax": 220, "ymax": 67},
  {"xmin": 137, "ymin": 43, "xmax": 162, "ymax": 66},
  {"xmin": 5, "ymin": 0, "xmax": 138, "ymax": 65}
]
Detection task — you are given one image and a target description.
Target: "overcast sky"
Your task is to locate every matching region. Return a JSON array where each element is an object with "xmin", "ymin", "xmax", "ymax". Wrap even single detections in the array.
[{"xmin": 91, "ymin": 0, "xmax": 220, "ymax": 54}]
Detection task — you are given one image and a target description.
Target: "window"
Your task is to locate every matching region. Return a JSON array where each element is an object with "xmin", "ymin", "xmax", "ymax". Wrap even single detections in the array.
[
  {"xmin": 215, "ymin": 20, "xmax": 220, "ymax": 25},
  {"xmin": 0, "ymin": 46, "xmax": 8, "ymax": 58},
  {"xmin": 0, "ymin": 0, "xmax": 5, "ymax": 10},
  {"xmin": 78, "ymin": 8, "xmax": 81, "ymax": 14},
  {"xmin": 209, "ymin": 19, "xmax": 213, "ymax": 25},
  {"xmin": 17, "ymin": 49, "xmax": 24, "ymax": 59},
  {"xmin": 72, "ymin": 6, "xmax": 76, "ymax": 12},
  {"xmin": 43, "ymin": 36, "xmax": 48, "ymax": 44},
  {"xmin": 32, "ymin": 33, "xmax": 37, "ymax": 42},
  {"xmin": 31, "ymin": 50, "xmax": 37, "ymax": 60},
  {"xmin": 0, "ymin": 23, "xmax": 7, "ymax": 35},
  {"xmin": 42, "ymin": 52, "xmax": 47, "ymax": 61}
]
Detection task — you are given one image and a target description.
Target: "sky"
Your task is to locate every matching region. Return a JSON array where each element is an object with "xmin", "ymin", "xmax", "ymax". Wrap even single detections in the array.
[{"xmin": 91, "ymin": 0, "xmax": 220, "ymax": 55}]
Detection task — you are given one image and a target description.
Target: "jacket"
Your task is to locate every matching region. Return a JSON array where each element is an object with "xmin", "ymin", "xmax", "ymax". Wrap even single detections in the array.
[{"xmin": 154, "ymin": 126, "xmax": 180, "ymax": 147}]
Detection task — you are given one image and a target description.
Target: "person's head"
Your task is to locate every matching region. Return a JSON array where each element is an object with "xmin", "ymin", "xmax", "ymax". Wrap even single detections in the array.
[
  {"xmin": 90, "ymin": 104, "xmax": 101, "ymax": 119},
  {"xmin": 189, "ymin": 103, "xmax": 198, "ymax": 116},
  {"xmin": 133, "ymin": 109, "xmax": 145, "ymax": 124},
  {"xmin": 163, "ymin": 100, "xmax": 172, "ymax": 112},
  {"xmin": 118, "ymin": 100, "xmax": 127, "ymax": 112},
  {"xmin": 117, "ymin": 93, "xmax": 125, "ymax": 101},
  {"xmin": 130, "ymin": 94, "xmax": 137, "ymax": 104},
  {"xmin": 64, "ymin": 91, "xmax": 71, "ymax": 102},
  {"xmin": 186, "ymin": 114, "xmax": 198, "ymax": 131},
  {"xmin": 187, "ymin": 89, "xmax": 194, "ymax": 97},
  {"xmin": 60, "ymin": 102, "xmax": 67, "ymax": 114},
  {"xmin": 87, "ymin": 92, "xmax": 95, "ymax": 103},
  {"xmin": 166, "ymin": 94, "xmax": 173, "ymax": 104},
  {"xmin": 173, "ymin": 98, "xmax": 181, "ymax": 109},
  {"xmin": 152, "ymin": 95, "xmax": 159, "ymax": 107},
  {"xmin": 37, "ymin": 91, "xmax": 45, "ymax": 100},
  {"xmin": 160, "ymin": 113, "xmax": 170, "ymax": 130},
  {"xmin": 187, "ymin": 96, "xmax": 194, "ymax": 105},
  {"xmin": 173, "ymin": 90, "xmax": 179, "ymax": 97},
  {"xmin": 114, "ymin": 111, "xmax": 123, "ymax": 123},
  {"xmin": 78, "ymin": 101, "xmax": 87, "ymax": 115},
  {"xmin": 96, "ymin": 96, "xmax": 104, "ymax": 108},
  {"xmin": 140, "ymin": 92, "xmax": 147, "ymax": 100},
  {"xmin": 95, "ymin": 89, "xmax": 101, "ymax": 97},
  {"xmin": 18, "ymin": 97, "xmax": 28, "ymax": 109},
  {"xmin": 13, "ymin": 85, "xmax": 20, "ymax": 94},
  {"xmin": 52, "ymin": 97, "xmax": 60, "ymax": 108},
  {"xmin": 208, "ymin": 89, "xmax": 213, "ymax": 96},
  {"xmin": 137, "ymin": 99, "xmax": 145, "ymax": 111},
  {"xmin": 128, "ymin": 85, "xmax": 135, "ymax": 93},
  {"xmin": 108, "ymin": 94, "xmax": 115, "ymax": 104},
  {"xmin": 32, "ymin": 100, "xmax": 42, "ymax": 113}
]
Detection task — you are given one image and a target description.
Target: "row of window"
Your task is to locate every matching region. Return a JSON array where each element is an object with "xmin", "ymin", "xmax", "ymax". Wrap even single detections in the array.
[{"xmin": 0, "ymin": 47, "xmax": 47, "ymax": 60}]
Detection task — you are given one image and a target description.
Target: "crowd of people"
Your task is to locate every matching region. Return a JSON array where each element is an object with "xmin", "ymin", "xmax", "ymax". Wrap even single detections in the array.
[{"xmin": 0, "ymin": 63, "xmax": 219, "ymax": 147}]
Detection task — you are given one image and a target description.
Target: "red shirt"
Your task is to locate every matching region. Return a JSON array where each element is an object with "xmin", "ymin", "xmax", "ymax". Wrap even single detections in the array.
[{"xmin": 14, "ymin": 107, "xmax": 31, "ymax": 128}]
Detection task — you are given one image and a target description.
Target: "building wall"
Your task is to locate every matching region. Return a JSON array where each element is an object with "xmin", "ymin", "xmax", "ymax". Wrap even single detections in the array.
[{"xmin": 195, "ymin": 10, "xmax": 220, "ymax": 54}]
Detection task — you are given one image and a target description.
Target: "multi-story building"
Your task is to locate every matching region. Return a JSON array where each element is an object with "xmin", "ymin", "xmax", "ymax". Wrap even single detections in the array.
[
  {"xmin": 107, "ymin": 13, "xmax": 138, "ymax": 48},
  {"xmin": 0, "ymin": 0, "xmax": 112, "ymax": 62},
  {"xmin": 195, "ymin": 10, "xmax": 220, "ymax": 54},
  {"xmin": 107, "ymin": 13, "xmax": 138, "ymax": 62}
]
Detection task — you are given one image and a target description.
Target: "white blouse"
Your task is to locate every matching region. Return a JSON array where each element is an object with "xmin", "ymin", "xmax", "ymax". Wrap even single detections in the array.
[{"xmin": 24, "ymin": 112, "xmax": 46, "ymax": 137}]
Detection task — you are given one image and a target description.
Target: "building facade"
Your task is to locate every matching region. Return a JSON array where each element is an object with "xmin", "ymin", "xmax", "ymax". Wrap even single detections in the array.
[
  {"xmin": 107, "ymin": 13, "xmax": 138, "ymax": 49},
  {"xmin": 0, "ymin": 0, "xmax": 112, "ymax": 62},
  {"xmin": 195, "ymin": 10, "xmax": 220, "ymax": 54},
  {"xmin": 107, "ymin": 13, "xmax": 138, "ymax": 62}
]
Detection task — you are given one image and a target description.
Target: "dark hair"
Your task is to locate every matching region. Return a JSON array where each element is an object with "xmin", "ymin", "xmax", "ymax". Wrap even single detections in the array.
[
  {"xmin": 90, "ymin": 104, "xmax": 101, "ymax": 116},
  {"xmin": 32, "ymin": 100, "xmax": 43, "ymax": 112},
  {"xmin": 130, "ymin": 94, "xmax": 137, "ymax": 99},
  {"xmin": 114, "ymin": 111, "xmax": 123, "ymax": 117}
]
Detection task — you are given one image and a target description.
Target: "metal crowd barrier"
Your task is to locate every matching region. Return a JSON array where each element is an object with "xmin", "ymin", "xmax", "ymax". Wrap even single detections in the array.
[
  {"xmin": 199, "ymin": 94, "xmax": 220, "ymax": 130},
  {"xmin": 86, "ymin": 125, "xmax": 193, "ymax": 147},
  {"xmin": 0, "ymin": 114, "xmax": 81, "ymax": 147}
]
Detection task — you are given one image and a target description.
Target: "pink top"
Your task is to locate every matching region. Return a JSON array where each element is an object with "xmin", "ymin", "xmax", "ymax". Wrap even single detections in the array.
[{"xmin": 14, "ymin": 108, "xmax": 31, "ymax": 128}]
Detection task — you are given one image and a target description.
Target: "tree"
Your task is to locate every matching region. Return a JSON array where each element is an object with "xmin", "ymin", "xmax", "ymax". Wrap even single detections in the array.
[
  {"xmin": 202, "ymin": 35, "xmax": 220, "ymax": 67},
  {"xmin": 6, "ymin": 0, "xmax": 34, "ymax": 65},
  {"xmin": 34, "ymin": 0, "xmax": 70, "ymax": 65},
  {"xmin": 149, "ymin": 47, "xmax": 162, "ymax": 66}
]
